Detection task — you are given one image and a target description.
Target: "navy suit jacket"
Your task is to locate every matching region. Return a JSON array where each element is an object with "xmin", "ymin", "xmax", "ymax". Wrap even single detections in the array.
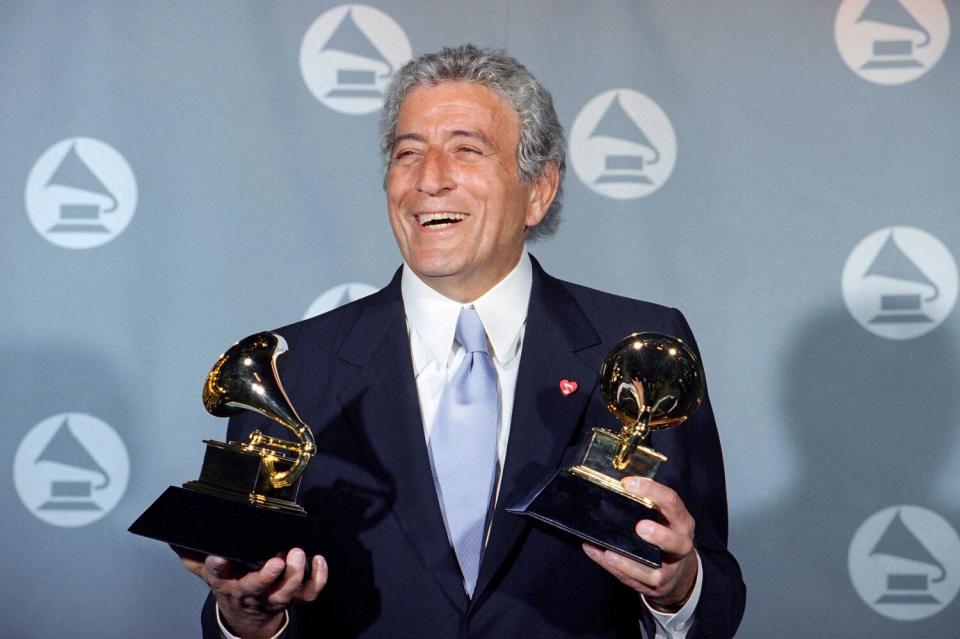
[{"xmin": 202, "ymin": 257, "xmax": 744, "ymax": 638}]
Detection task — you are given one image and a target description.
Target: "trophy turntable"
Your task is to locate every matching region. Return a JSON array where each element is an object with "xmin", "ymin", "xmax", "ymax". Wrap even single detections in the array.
[
  {"xmin": 509, "ymin": 332, "xmax": 705, "ymax": 567},
  {"xmin": 129, "ymin": 332, "xmax": 321, "ymax": 564}
]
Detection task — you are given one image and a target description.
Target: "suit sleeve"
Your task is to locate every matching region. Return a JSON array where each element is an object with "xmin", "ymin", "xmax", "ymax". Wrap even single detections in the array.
[{"xmin": 663, "ymin": 308, "xmax": 746, "ymax": 639}]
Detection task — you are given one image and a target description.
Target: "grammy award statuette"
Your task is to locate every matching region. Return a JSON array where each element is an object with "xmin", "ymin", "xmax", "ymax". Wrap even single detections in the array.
[
  {"xmin": 129, "ymin": 332, "xmax": 321, "ymax": 564},
  {"xmin": 508, "ymin": 332, "xmax": 704, "ymax": 567}
]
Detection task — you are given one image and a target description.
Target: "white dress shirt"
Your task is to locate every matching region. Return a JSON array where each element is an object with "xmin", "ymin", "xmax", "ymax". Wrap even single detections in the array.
[
  {"xmin": 220, "ymin": 252, "xmax": 700, "ymax": 639},
  {"xmin": 401, "ymin": 252, "xmax": 531, "ymax": 485}
]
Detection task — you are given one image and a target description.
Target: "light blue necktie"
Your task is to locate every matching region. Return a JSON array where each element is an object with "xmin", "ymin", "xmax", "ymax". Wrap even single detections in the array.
[{"xmin": 429, "ymin": 307, "xmax": 500, "ymax": 596}]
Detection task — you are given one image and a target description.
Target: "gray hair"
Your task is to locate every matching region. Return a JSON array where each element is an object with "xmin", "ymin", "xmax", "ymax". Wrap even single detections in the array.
[{"xmin": 379, "ymin": 44, "xmax": 565, "ymax": 240}]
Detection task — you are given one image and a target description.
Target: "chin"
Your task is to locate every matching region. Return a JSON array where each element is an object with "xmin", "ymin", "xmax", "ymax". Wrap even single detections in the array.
[
  {"xmin": 406, "ymin": 252, "xmax": 462, "ymax": 277},
  {"xmin": 412, "ymin": 264, "xmax": 462, "ymax": 281}
]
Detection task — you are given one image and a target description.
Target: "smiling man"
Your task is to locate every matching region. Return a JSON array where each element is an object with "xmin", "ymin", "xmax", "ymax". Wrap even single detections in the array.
[
  {"xmin": 180, "ymin": 45, "xmax": 744, "ymax": 639},
  {"xmin": 386, "ymin": 80, "xmax": 557, "ymax": 303}
]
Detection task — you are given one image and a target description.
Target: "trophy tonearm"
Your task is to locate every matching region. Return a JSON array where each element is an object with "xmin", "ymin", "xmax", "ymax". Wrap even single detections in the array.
[{"xmin": 203, "ymin": 332, "xmax": 316, "ymax": 490}]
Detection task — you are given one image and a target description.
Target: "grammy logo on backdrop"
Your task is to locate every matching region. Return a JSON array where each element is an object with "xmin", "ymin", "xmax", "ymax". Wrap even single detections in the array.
[
  {"xmin": 299, "ymin": 4, "xmax": 411, "ymax": 115},
  {"xmin": 834, "ymin": 0, "xmax": 950, "ymax": 86},
  {"xmin": 856, "ymin": 0, "xmax": 931, "ymax": 70},
  {"xmin": 321, "ymin": 7, "xmax": 394, "ymax": 99},
  {"xmin": 842, "ymin": 226, "xmax": 958, "ymax": 340},
  {"xmin": 589, "ymin": 93, "xmax": 661, "ymax": 187},
  {"xmin": 848, "ymin": 505, "xmax": 960, "ymax": 621},
  {"xmin": 43, "ymin": 142, "xmax": 117, "ymax": 235},
  {"xmin": 862, "ymin": 230, "xmax": 940, "ymax": 325},
  {"xmin": 25, "ymin": 137, "xmax": 138, "ymax": 249},
  {"xmin": 569, "ymin": 89, "xmax": 677, "ymax": 200},
  {"xmin": 870, "ymin": 509, "xmax": 945, "ymax": 605},
  {"xmin": 34, "ymin": 416, "xmax": 110, "ymax": 512}
]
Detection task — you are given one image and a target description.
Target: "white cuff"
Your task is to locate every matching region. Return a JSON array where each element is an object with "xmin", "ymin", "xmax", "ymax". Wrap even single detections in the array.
[
  {"xmin": 642, "ymin": 551, "xmax": 703, "ymax": 639},
  {"xmin": 216, "ymin": 602, "xmax": 289, "ymax": 639}
]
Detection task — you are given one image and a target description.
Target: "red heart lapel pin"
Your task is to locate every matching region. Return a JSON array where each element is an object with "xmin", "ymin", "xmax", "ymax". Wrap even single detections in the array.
[{"xmin": 559, "ymin": 379, "xmax": 578, "ymax": 396}]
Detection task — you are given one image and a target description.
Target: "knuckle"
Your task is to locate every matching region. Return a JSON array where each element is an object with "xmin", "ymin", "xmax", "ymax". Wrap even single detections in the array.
[
  {"xmin": 638, "ymin": 523, "xmax": 662, "ymax": 546},
  {"xmin": 647, "ymin": 570, "xmax": 663, "ymax": 589},
  {"xmin": 647, "ymin": 526, "xmax": 664, "ymax": 545},
  {"xmin": 267, "ymin": 592, "xmax": 291, "ymax": 608},
  {"xmin": 663, "ymin": 491, "xmax": 680, "ymax": 511}
]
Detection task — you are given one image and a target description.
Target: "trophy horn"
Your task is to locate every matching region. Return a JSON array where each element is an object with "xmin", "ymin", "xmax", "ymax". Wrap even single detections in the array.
[
  {"xmin": 599, "ymin": 333, "xmax": 705, "ymax": 470},
  {"xmin": 203, "ymin": 332, "xmax": 316, "ymax": 488}
]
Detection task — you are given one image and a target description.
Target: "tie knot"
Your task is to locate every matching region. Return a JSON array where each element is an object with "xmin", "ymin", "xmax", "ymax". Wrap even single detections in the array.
[{"xmin": 455, "ymin": 308, "xmax": 489, "ymax": 355}]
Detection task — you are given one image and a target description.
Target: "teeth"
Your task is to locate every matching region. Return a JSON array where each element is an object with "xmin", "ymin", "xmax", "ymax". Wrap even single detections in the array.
[{"xmin": 417, "ymin": 212, "xmax": 468, "ymax": 226}]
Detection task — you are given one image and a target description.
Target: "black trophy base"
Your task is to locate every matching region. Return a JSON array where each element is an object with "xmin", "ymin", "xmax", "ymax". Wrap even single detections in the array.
[
  {"xmin": 128, "ymin": 485, "xmax": 322, "ymax": 567},
  {"xmin": 507, "ymin": 470, "xmax": 663, "ymax": 567}
]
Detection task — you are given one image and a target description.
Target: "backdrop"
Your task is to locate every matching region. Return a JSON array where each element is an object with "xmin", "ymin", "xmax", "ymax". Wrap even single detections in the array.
[{"xmin": 2, "ymin": 2, "xmax": 958, "ymax": 637}]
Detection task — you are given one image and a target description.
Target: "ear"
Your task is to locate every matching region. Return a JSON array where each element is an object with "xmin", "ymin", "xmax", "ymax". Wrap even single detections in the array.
[{"xmin": 524, "ymin": 161, "xmax": 560, "ymax": 228}]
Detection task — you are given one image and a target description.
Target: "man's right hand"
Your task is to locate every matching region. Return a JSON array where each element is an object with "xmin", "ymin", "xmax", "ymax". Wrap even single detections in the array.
[{"xmin": 173, "ymin": 546, "xmax": 327, "ymax": 639}]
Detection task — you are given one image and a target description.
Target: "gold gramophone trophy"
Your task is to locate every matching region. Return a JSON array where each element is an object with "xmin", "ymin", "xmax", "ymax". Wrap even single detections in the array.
[
  {"xmin": 129, "ymin": 332, "xmax": 321, "ymax": 564},
  {"xmin": 508, "ymin": 332, "xmax": 704, "ymax": 567}
]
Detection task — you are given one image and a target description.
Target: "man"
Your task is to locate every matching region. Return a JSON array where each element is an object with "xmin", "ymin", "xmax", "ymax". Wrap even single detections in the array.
[{"xmin": 177, "ymin": 45, "xmax": 745, "ymax": 638}]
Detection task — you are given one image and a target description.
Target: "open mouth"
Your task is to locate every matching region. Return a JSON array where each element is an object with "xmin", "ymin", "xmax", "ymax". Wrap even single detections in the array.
[{"xmin": 416, "ymin": 212, "xmax": 468, "ymax": 228}]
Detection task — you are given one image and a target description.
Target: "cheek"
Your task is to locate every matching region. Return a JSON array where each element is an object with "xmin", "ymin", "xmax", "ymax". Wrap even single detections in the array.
[{"xmin": 385, "ymin": 169, "xmax": 411, "ymax": 201}]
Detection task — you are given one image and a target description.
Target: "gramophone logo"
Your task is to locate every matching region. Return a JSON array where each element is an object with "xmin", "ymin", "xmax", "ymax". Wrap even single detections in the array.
[
  {"xmin": 835, "ymin": 0, "xmax": 950, "ymax": 85},
  {"xmin": 569, "ymin": 89, "xmax": 677, "ymax": 200},
  {"xmin": 849, "ymin": 505, "xmax": 960, "ymax": 620},
  {"xmin": 299, "ymin": 4, "xmax": 412, "ymax": 115},
  {"xmin": 303, "ymin": 282, "xmax": 378, "ymax": 319},
  {"xmin": 25, "ymin": 138, "xmax": 137, "ymax": 249},
  {"xmin": 842, "ymin": 226, "xmax": 958, "ymax": 340},
  {"xmin": 13, "ymin": 413, "xmax": 130, "ymax": 527}
]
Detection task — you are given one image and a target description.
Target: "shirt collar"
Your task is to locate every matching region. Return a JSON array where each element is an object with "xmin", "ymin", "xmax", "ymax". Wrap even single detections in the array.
[{"xmin": 401, "ymin": 252, "xmax": 533, "ymax": 371}]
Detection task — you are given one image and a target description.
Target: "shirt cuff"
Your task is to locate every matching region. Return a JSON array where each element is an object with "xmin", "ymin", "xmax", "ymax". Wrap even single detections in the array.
[
  {"xmin": 642, "ymin": 551, "xmax": 703, "ymax": 639},
  {"xmin": 217, "ymin": 602, "xmax": 289, "ymax": 639}
]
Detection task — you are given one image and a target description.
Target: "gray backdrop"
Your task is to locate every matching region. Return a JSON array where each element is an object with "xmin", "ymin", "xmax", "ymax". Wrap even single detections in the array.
[{"xmin": 3, "ymin": 2, "xmax": 958, "ymax": 637}]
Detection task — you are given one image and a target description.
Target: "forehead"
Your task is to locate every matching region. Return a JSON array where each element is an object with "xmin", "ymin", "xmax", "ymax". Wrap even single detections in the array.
[{"xmin": 395, "ymin": 81, "xmax": 520, "ymax": 141}]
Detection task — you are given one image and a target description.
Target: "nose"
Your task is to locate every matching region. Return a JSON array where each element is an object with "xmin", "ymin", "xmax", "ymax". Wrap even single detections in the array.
[{"xmin": 415, "ymin": 149, "xmax": 455, "ymax": 196}]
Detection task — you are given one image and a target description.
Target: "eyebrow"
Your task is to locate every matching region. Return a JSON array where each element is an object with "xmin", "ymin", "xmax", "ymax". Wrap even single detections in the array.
[{"xmin": 391, "ymin": 129, "xmax": 492, "ymax": 149}]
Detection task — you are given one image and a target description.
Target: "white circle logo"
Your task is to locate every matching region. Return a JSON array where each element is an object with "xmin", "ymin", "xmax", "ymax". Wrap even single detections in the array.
[
  {"xmin": 842, "ymin": 226, "xmax": 958, "ymax": 340},
  {"xmin": 304, "ymin": 282, "xmax": 378, "ymax": 319},
  {"xmin": 25, "ymin": 138, "xmax": 137, "ymax": 249},
  {"xmin": 299, "ymin": 4, "xmax": 412, "ymax": 115},
  {"xmin": 835, "ymin": 0, "xmax": 950, "ymax": 85},
  {"xmin": 569, "ymin": 89, "xmax": 677, "ymax": 200},
  {"xmin": 13, "ymin": 413, "xmax": 130, "ymax": 527},
  {"xmin": 849, "ymin": 505, "xmax": 960, "ymax": 620}
]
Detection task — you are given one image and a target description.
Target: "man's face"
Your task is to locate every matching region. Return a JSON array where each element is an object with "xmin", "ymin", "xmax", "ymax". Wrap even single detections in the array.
[{"xmin": 386, "ymin": 81, "xmax": 556, "ymax": 302}]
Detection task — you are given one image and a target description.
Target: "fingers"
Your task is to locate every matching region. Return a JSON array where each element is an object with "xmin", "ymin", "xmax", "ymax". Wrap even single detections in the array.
[
  {"xmin": 174, "ymin": 545, "xmax": 327, "ymax": 610},
  {"xmin": 264, "ymin": 549, "xmax": 313, "ymax": 606},
  {"xmin": 226, "ymin": 556, "xmax": 287, "ymax": 597},
  {"xmin": 582, "ymin": 540, "xmax": 698, "ymax": 610},
  {"xmin": 300, "ymin": 555, "xmax": 329, "ymax": 602},
  {"xmin": 582, "ymin": 543, "xmax": 658, "ymax": 595},
  {"xmin": 581, "ymin": 478, "xmax": 700, "ymax": 607},
  {"xmin": 621, "ymin": 477, "xmax": 688, "ymax": 523},
  {"xmin": 621, "ymin": 477, "xmax": 695, "ymax": 557},
  {"xmin": 270, "ymin": 551, "xmax": 327, "ymax": 605},
  {"xmin": 230, "ymin": 549, "xmax": 327, "ymax": 608}
]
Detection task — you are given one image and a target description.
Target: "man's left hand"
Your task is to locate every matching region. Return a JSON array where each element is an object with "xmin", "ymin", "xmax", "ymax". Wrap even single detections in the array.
[{"xmin": 582, "ymin": 476, "xmax": 698, "ymax": 612}]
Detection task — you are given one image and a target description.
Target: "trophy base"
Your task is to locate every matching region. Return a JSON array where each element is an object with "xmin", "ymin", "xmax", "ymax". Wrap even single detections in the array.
[
  {"xmin": 128, "ymin": 485, "xmax": 322, "ymax": 567},
  {"xmin": 507, "ymin": 469, "xmax": 663, "ymax": 567}
]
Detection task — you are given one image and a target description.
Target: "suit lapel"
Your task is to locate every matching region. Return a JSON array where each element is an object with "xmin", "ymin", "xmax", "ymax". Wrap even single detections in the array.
[
  {"xmin": 473, "ymin": 259, "xmax": 605, "ymax": 601},
  {"xmin": 335, "ymin": 270, "xmax": 468, "ymax": 613}
]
